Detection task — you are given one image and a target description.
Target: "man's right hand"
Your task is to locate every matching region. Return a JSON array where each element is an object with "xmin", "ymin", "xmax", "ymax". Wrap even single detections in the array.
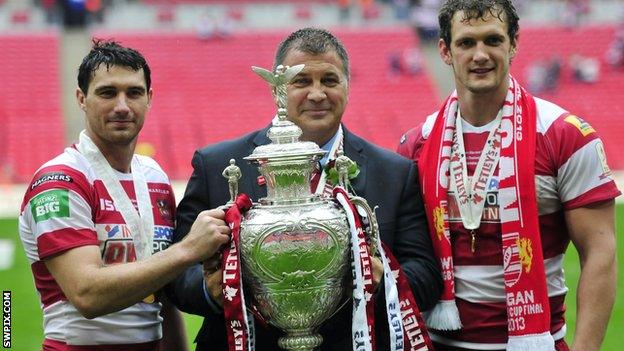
[{"xmin": 181, "ymin": 209, "xmax": 231, "ymax": 262}]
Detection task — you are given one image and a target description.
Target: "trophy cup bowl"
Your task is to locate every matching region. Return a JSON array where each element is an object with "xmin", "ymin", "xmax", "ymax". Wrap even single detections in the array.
[{"xmin": 240, "ymin": 201, "xmax": 350, "ymax": 350}]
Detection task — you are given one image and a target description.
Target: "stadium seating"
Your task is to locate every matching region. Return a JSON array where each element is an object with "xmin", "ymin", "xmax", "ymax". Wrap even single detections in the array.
[
  {"xmin": 93, "ymin": 28, "xmax": 440, "ymax": 179},
  {"xmin": 511, "ymin": 25, "xmax": 624, "ymax": 170},
  {"xmin": 0, "ymin": 33, "xmax": 64, "ymax": 183}
]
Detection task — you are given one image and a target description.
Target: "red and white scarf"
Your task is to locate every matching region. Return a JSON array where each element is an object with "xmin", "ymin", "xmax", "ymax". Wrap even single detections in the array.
[{"xmin": 418, "ymin": 77, "xmax": 555, "ymax": 350}]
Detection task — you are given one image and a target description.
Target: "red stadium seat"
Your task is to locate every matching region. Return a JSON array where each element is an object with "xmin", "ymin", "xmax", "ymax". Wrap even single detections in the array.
[
  {"xmin": 0, "ymin": 33, "xmax": 64, "ymax": 182},
  {"xmin": 511, "ymin": 25, "xmax": 623, "ymax": 169}
]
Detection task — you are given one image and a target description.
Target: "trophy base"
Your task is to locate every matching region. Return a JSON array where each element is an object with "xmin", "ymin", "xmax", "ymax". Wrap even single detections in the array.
[{"xmin": 277, "ymin": 330, "xmax": 323, "ymax": 351}]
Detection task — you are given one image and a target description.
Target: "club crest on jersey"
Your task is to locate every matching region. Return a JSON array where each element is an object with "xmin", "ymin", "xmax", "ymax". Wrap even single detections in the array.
[
  {"xmin": 502, "ymin": 232, "xmax": 522, "ymax": 287},
  {"xmin": 30, "ymin": 189, "xmax": 70, "ymax": 223},
  {"xmin": 156, "ymin": 199, "xmax": 172, "ymax": 222},
  {"xmin": 517, "ymin": 238, "xmax": 533, "ymax": 273},
  {"xmin": 564, "ymin": 115, "xmax": 595, "ymax": 137},
  {"xmin": 31, "ymin": 172, "xmax": 73, "ymax": 190}
]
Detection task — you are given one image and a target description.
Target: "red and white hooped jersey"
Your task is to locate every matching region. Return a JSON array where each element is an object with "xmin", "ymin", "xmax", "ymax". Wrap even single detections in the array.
[
  {"xmin": 18, "ymin": 145, "xmax": 176, "ymax": 350},
  {"xmin": 398, "ymin": 97, "xmax": 621, "ymax": 350}
]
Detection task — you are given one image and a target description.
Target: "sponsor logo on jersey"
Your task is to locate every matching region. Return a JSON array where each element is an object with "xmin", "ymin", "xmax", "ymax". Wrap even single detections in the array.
[
  {"xmin": 104, "ymin": 224, "xmax": 131, "ymax": 238},
  {"xmin": 30, "ymin": 189, "xmax": 70, "ymax": 223},
  {"xmin": 100, "ymin": 198, "xmax": 117, "ymax": 212},
  {"xmin": 100, "ymin": 224, "xmax": 173, "ymax": 264},
  {"xmin": 564, "ymin": 115, "xmax": 595, "ymax": 137},
  {"xmin": 149, "ymin": 188, "xmax": 170, "ymax": 195},
  {"xmin": 30, "ymin": 172, "xmax": 73, "ymax": 190},
  {"xmin": 154, "ymin": 225, "xmax": 173, "ymax": 240}
]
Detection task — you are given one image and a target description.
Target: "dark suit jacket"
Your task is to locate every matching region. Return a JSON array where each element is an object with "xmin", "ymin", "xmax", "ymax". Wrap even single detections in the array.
[{"xmin": 166, "ymin": 125, "xmax": 442, "ymax": 351}]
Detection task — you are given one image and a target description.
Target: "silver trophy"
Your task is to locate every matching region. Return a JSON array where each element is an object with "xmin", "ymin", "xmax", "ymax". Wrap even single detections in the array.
[{"xmin": 222, "ymin": 64, "xmax": 377, "ymax": 351}]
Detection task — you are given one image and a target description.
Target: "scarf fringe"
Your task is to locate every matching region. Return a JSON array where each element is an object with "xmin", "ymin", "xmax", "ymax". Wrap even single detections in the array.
[
  {"xmin": 424, "ymin": 300, "xmax": 461, "ymax": 331},
  {"xmin": 507, "ymin": 332, "xmax": 555, "ymax": 351}
]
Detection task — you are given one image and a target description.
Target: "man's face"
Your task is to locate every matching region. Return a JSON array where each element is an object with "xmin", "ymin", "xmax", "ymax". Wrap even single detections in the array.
[
  {"xmin": 282, "ymin": 49, "xmax": 348, "ymax": 146},
  {"xmin": 439, "ymin": 10, "xmax": 517, "ymax": 96},
  {"xmin": 76, "ymin": 65, "xmax": 152, "ymax": 148}
]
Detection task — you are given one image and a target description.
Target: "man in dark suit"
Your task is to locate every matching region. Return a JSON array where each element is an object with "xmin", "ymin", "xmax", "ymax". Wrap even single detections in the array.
[{"xmin": 167, "ymin": 27, "xmax": 442, "ymax": 350}]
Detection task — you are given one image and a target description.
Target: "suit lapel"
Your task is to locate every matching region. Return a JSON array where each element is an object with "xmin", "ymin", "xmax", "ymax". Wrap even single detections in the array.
[{"xmin": 342, "ymin": 127, "xmax": 367, "ymax": 197}]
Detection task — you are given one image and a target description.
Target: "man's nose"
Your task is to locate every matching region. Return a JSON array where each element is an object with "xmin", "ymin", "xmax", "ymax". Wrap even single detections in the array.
[
  {"xmin": 307, "ymin": 83, "xmax": 327, "ymax": 102},
  {"xmin": 114, "ymin": 94, "xmax": 131, "ymax": 114},
  {"xmin": 473, "ymin": 42, "xmax": 489, "ymax": 63}
]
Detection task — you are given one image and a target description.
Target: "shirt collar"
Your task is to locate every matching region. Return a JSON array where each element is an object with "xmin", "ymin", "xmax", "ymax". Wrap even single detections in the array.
[{"xmin": 319, "ymin": 129, "xmax": 340, "ymax": 167}]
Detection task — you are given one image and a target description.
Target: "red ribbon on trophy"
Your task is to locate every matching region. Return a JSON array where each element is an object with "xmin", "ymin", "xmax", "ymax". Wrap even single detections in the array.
[{"xmin": 223, "ymin": 194, "xmax": 254, "ymax": 351}]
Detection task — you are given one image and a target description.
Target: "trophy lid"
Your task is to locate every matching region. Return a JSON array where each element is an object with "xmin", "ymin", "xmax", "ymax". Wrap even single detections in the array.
[{"xmin": 244, "ymin": 64, "xmax": 326, "ymax": 163}]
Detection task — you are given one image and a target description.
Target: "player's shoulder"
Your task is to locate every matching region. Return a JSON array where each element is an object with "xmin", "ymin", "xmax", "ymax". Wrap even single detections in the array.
[
  {"xmin": 29, "ymin": 147, "xmax": 92, "ymax": 188},
  {"xmin": 397, "ymin": 112, "xmax": 437, "ymax": 159},
  {"xmin": 22, "ymin": 147, "xmax": 94, "ymax": 210},
  {"xmin": 134, "ymin": 154, "xmax": 170, "ymax": 184},
  {"xmin": 535, "ymin": 97, "xmax": 598, "ymax": 140}
]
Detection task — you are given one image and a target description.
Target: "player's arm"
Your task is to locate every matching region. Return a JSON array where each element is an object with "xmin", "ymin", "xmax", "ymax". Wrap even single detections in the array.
[
  {"xmin": 45, "ymin": 209, "xmax": 230, "ymax": 319},
  {"xmin": 565, "ymin": 199, "xmax": 616, "ymax": 351}
]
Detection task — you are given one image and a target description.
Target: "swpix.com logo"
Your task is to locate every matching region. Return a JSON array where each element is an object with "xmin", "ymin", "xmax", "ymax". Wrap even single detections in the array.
[{"xmin": 3, "ymin": 291, "xmax": 10, "ymax": 348}]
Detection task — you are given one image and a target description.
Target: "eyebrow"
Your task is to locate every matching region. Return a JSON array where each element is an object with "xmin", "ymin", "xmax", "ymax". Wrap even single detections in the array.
[
  {"xmin": 454, "ymin": 32, "xmax": 505, "ymax": 42},
  {"xmin": 93, "ymin": 85, "xmax": 146, "ymax": 93}
]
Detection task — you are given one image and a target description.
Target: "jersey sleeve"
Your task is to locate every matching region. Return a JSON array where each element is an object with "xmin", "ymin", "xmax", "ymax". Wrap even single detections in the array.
[
  {"xmin": 397, "ymin": 122, "xmax": 427, "ymax": 162},
  {"xmin": 20, "ymin": 165, "xmax": 98, "ymax": 260},
  {"xmin": 547, "ymin": 114, "xmax": 621, "ymax": 209}
]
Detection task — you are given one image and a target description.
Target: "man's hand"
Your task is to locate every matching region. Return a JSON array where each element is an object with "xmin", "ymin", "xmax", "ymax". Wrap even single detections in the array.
[
  {"xmin": 181, "ymin": 209, "xmax": 231, "ymax": 262},
  {"xmin": 203, "ymin": 254, "xmax": 224, "ymax": 307},
  {"xmin": 371, "ymin": 256, "xmax": 383, "ymax": 291}
]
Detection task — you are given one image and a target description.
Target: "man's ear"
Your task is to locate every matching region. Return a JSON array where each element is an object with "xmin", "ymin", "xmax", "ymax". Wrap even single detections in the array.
[
  {"xmin": 76, "ymin": 88, "xmax": 87, "ymax": 112},
  {"xmin": 439, "ymin": 38, "xmax": 453, "ymax": 66},
  {"xmin": 147, "ymin": 88, "xmax": 153, "ymax": 108},
  {"xmin": 510, "ymin": 34, "xmax": 519, "ymax": 59}
]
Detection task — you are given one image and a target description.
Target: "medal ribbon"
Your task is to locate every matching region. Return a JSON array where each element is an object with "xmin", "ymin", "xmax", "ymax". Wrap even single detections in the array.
[
  {"xmin": 77, "ymin": 131, "xmax": 153, "ymax": 261},
  {"xmin": 449, "ymin": 111, "xmax": 503, "ymax": 230}
]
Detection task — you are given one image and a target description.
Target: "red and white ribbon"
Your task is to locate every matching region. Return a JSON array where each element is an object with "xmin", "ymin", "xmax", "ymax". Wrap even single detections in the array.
[
  {"xmin": 223, "ymin": 194, "xmax": 255, "ymax": 351},
  {"xmin": 334, "ymin": 187, "xmax": 375, "ymax": 351}
]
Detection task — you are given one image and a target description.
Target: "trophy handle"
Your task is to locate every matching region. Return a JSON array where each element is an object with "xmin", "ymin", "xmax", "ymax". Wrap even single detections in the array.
[{"xmin": 348, "ymin": 196, "xmax": 379, "ymax": 257}]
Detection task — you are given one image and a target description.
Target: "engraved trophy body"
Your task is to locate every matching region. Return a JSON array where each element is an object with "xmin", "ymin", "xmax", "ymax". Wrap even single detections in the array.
[{"xmin": 232, "ymin": 65, "xmax": 352, "ymax": 351}]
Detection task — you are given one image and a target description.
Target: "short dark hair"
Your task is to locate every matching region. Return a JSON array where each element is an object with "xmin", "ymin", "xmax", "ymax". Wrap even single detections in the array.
[
  {"xmin": 274, "ymin": 27, "xmax": 350, "ymax": 81},
  {"xmin": 78, "ymin": 39, "xmax": 151, "ymax": 95},
  {"xmin": 439, "ymin": 0, "xmax": 519, "ymax": 47}
]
